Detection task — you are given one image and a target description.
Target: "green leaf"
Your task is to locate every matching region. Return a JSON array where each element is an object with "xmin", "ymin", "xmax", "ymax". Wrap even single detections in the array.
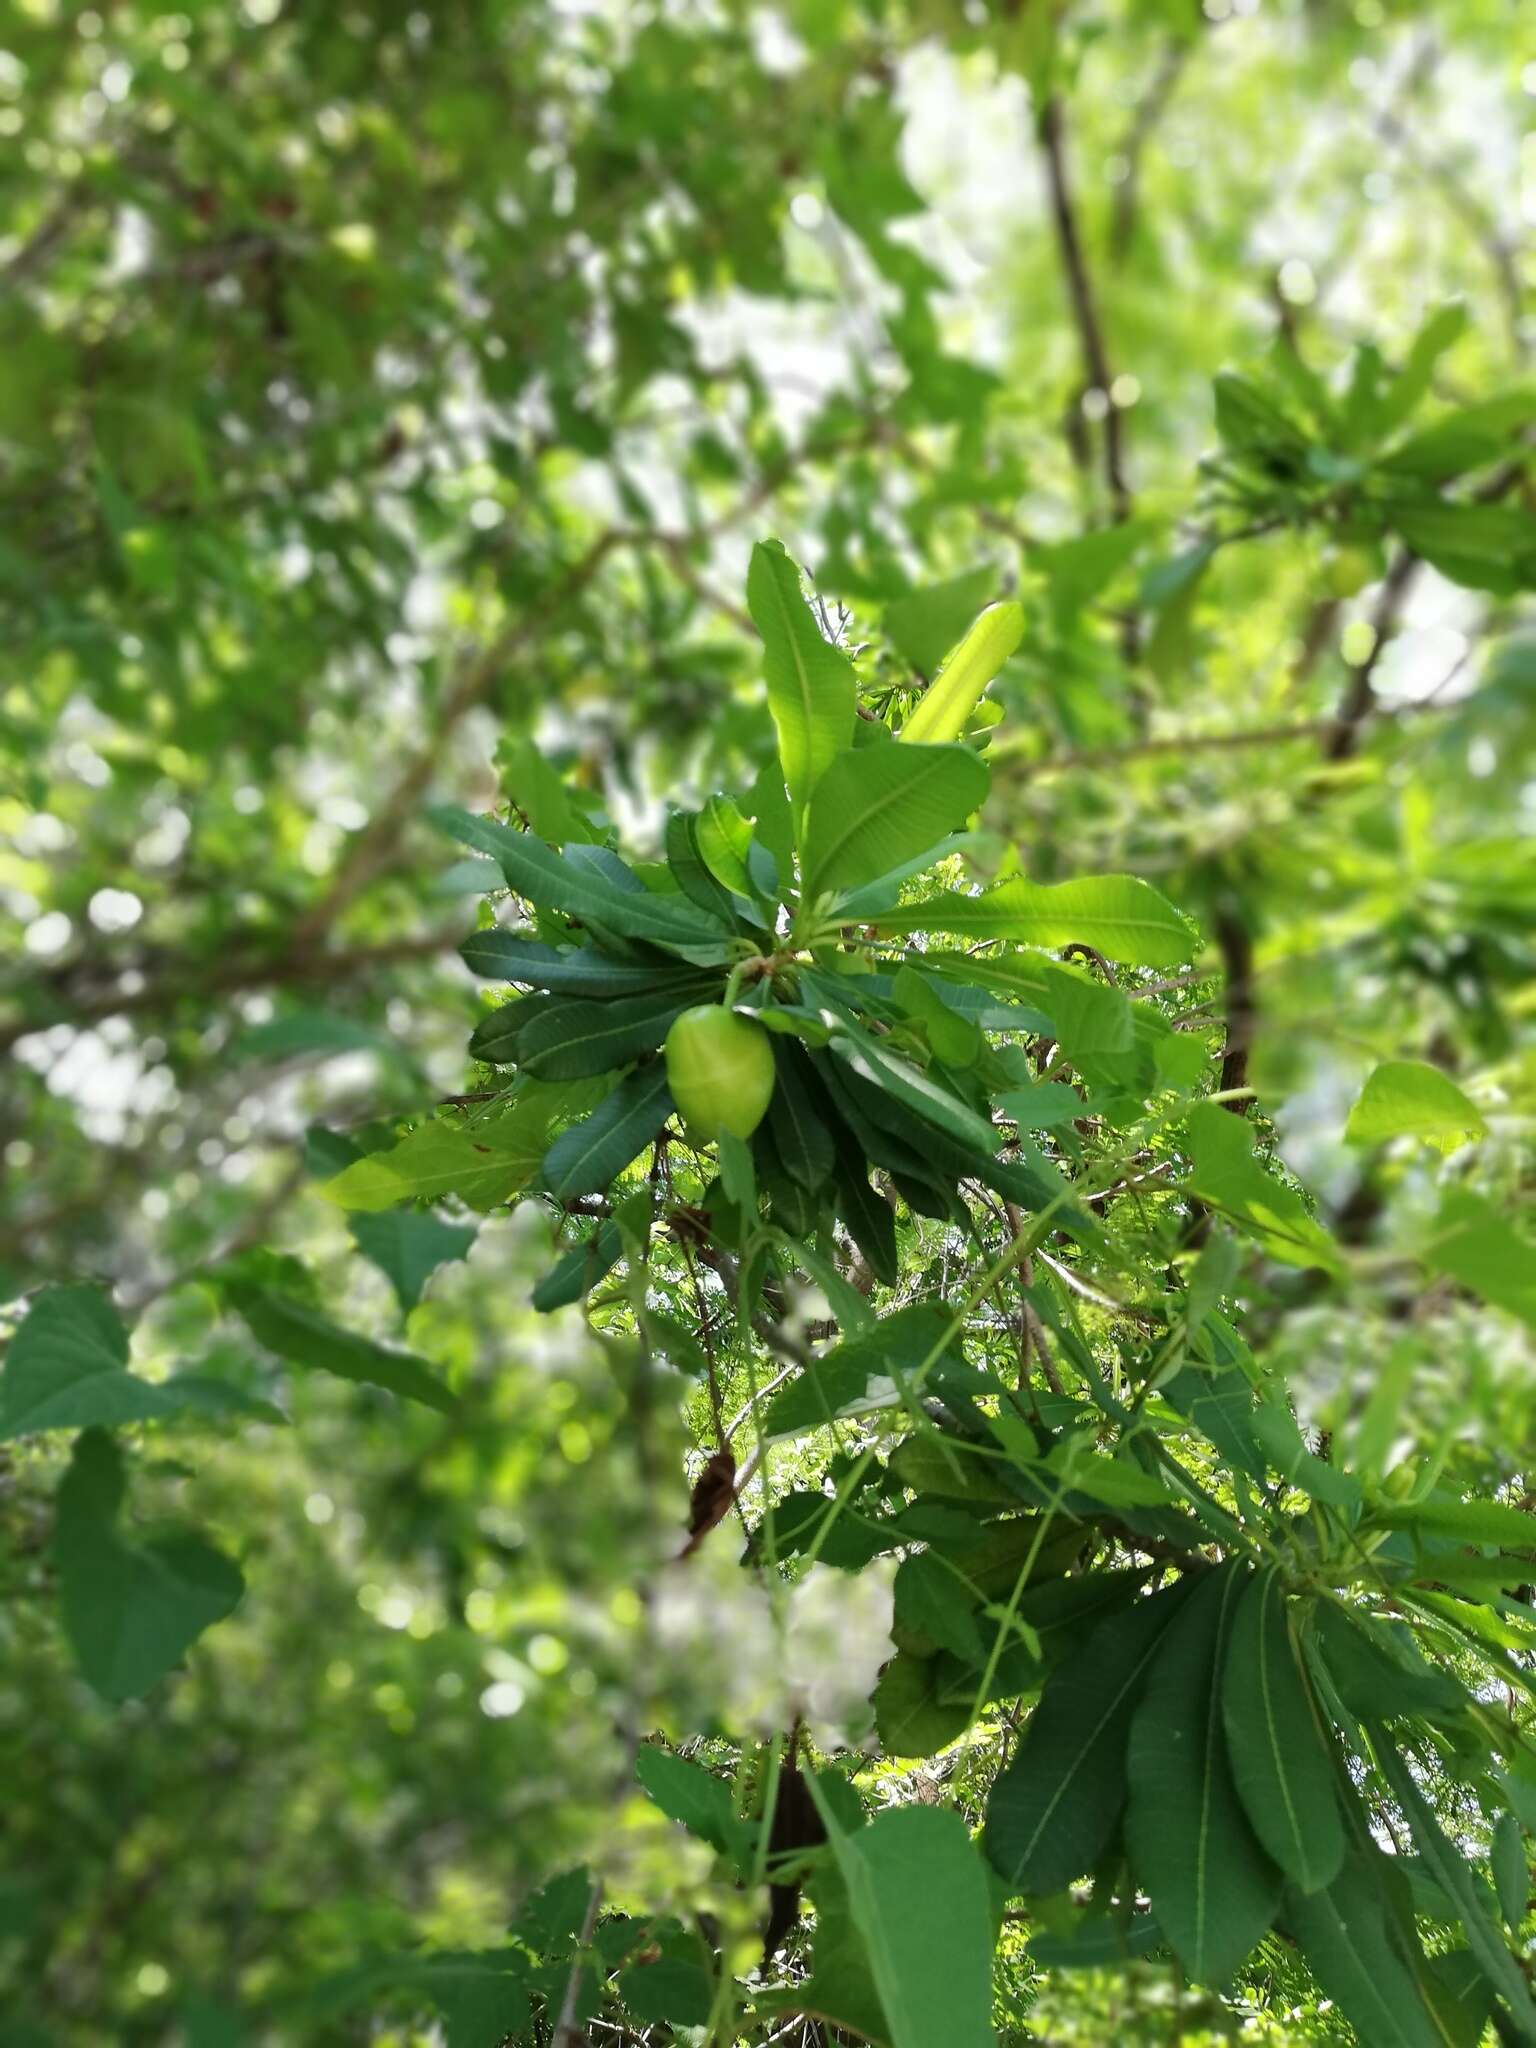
[
  {"xmin": 431, "ymin": 806, "xmax": 728, "ymax": 961},
  {"xmin": 459, "ymin": 930, "xmax": 697, "ymax": 996},
  {"xmin": 634, "ymin": 1746, "xmax": 743, "ymax": 1859},
  {"xmin": 349, "ymin": 1211, "xmax": 477, "ymax": 1313},
  {"xmin": 1423, "ymin": 1190, "xmax": 1536, "ymax": 1330},
  {"xmin": 1286, "ymin": 1850, "xmax": 1448, "ymax": 2048},
  {"xmin": 224, "ymin": 1286, "xmax": 455, "ymax": 1412},
  {"xmin": 746, "ymin": 538, "xmax": 856, "ymax": 824},
  {"xmin": 800, "ymin": 743, "xmax": 989, "ymax": 903},
  {"xmin": 827, "ymin": 1017, "xmax": 998, "ymax": 1156},
  {"xmin": 1345, "ymin": 1060, "xmax": 1485, "ymax": 1151},
  {"xmin": 873, "ymin": 1650, "xmax": 974, "ymax": 1757},
  {"xmin": 664, "ymin": 809, "xmax": 740, "ymax": 925},
  {"xmin": 830, "ymin": 1804, "xmax": 995, "ymax": 2048},
  {"xmin": 762, "ymin": 1301, "xmax": 976, "ymax": 1440},
  {"xmin": 54, "ymin": 1430, "xmax": 245, "ymax": 1702},
  {"xmin": 894, "ymin": 1552, "xmax": 986, "ymax": 1664},
  {"xmin": 899, "ymin": 600, "xmax": 1023, "ymax": 746},
  {"xmin": 884, "ymin": 566, "xmax": 997, "ymax": 673},
  {"xmin": 1221, "ymin": 1571, "xmax": 1344, "ymax": 1894},
  {"xmin": 0, "ymin": 1286, "xmax": 277, "ymax": 1440},
  {"xmin": 765, "ymin": 1040, "xmax": 837, "ymax": 1192},
  {"xmin": 1125, "ymin": 1563, "xmax": 1279, "ymax": 1983},
  {"xmin": 539, "ymin": 1065, "xmax": 674, "ymax": 1200},
  {"xmin": 516, "ymin": 990, "xmax": 703, "ymax": 1080},
  {"xmin": 697, "ymin": 793, "xmax": 759, "ymax": 901},
  {"xmin": 1373, "ymin": 1741, "xmax": 1536, "ymax": 2038},
  {"xmin": 1184, "ymin": 1104, "xmax": 1340, "ymax": 1273},
  {"xmin": 530, "ymin": 1221, "xmax": 623, "ymax": 1313},
  {"xmin": 1308, "ymin": 1603, "xmax": 1466, "ymax": 1722},
  {"xmin": 873, "ymin": 873, "xmax": 1193, "ymax": 968},
  {"xmin": 985, "ymin": 1580, "xmax": 1192, "ymax": 1893},
  {"xmin": 893, "ymin": 965, "xmax": 981, "ymax": 1066},
  {"xmin": 1382, "ymin": 390, "xmax": 1536, "ymax": 482},
  {"xmin": 833, "ymin": 1153, "xmax": 899, "ymax": 1287},
  {"xmin": 495, "ymin": 732, "xmax": 591, "ymax": 843},
  {"xmin": 1367, "ymin": 1494, "xmax": 1536, "ymax": 1553},
  {"xmin": 618, "ymin": 1955, "xmax": 713, "ymax": 2028},
  {"xmin": 1492, "ymin": 1811, "xmax": 1527, "ymax": 1932}
]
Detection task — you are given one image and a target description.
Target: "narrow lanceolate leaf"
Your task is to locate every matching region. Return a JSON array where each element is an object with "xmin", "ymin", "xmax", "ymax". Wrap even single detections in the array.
[
  {"xmin": 985, "ymin": 1580, "xmax": 1193, "ymax": 1894},
  {"xmin": 225, "ymin": 1285, "xmax": 456, "ymax": 1412},
  {"xmin": 800, "ymin": 742, "xmax": 989, "ymax": 903},
  {"xmin": 1221, "ymin": 1571, "xmax": 1344, "ymax": 1895},
  {"xmin": 1373, "ymin": 1739, "xmax": 1536, "ymax": 2040},
  {"xmin": 827, "ymin": 1017, "xmax": 998, "ymax": 1157},
  {"xmin": 765, "ymin": 1040, "xmax": 836, "ymax": 1191},
  {"xmin": 539, "ymin": 1066, "xmax": 674, "ymax": 1200},
  {"xmin": 1286, "ymin": 1851, "xmax": 1449, "ymax": 2048},
  {"xmin": 664, "ymin": 810, "xmax": 740, "ymax": 926},
  {"xmin": 515, "ymin": 990, "xmax": 702, "ymax": 1080},
  {"xmin": 831, "ymin": 1804, "xmax": 996, "ymax": 2048},
  {"xmin": 468, "ymin": 993, "xmax": 562, "ymax": 1064},
  {"xmin": 460, "ymin": 930, "xmax": 695, "ymax": 997},
  {"xmin": 54, "ymin": 1430, "xmax": 245, "ymax": 1702},
  {"xmin": 746, "ymin": 539, "xmax": 856, "ymax": 825},
  {"xmin": 899, "ymin": 599, "xmax": 1024, "ymax": 746},
  {"xmin": 1126, "ymin": 1562, "xmax": 1280, "ymax": 1984},
  {"xmin": 873, "ymin": 873, "xmax": 1193, "ymax": 969},
  {"xmin": 431, "ymin": 806, "xmax": 728, "ymax": 960},
  {"xmin": 833, "ymin": 1154, "xmax": 898, "ymax": 1287}
]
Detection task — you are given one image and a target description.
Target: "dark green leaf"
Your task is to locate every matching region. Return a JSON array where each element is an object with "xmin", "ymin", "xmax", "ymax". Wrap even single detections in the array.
[
  {"xmin": 224, "ymin": 1285, "xmax": 455, "ymax": 1412},
  {"xmin": 985, "ymin": 1579, "xmax": 1192, "ymax": 1893},
  {"xmin": 539, "ymin": 1066, "xmax": 674, "ymax": 1200},
  {"xmin": 1126, "ymin": 1562, "xmax": 1279, "ymax": 1983},
  {"xmin": 349, "ymin": 1211, "xmax": 477, "ymax": 1313},
  {"xmin": 54, "ymin": 1430, "xmax": 245, "ymax": 1702},
  {"xmin": 1222, "ymin": 1572, "xmax": 1344, "ymax": 1894}
]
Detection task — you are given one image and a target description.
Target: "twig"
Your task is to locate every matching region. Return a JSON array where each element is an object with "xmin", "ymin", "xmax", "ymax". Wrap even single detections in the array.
[
  {"xmin": 1321, "ymin": 548, "xmax": 1419, "ymax": 762},
  {"xmin": 1109, "ymin": 41, "xmax": 1190, "ymax": 262},
  {"xmin": 1037, "ymin": 96, "xmax": 1132, "ymax": 525}
]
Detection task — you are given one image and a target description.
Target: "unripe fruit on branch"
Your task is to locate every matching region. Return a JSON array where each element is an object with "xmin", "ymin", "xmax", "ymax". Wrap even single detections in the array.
[{"xmin": 663, "ymin": 1005, "xmax": 777, "ymax": 1141}]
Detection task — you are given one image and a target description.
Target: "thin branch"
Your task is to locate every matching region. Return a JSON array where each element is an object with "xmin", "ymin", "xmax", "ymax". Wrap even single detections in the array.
[
  {"xmin": 1109, "ymin": 41, "xmax": 1190, "ymax": 262},
  {"xmin": 1037, "ymin": 96, "xmax": 1132, "ymax": 525},
  {"xmin": 1321, "ymin": 548, "xmax": 1419, "ymax": 762}
]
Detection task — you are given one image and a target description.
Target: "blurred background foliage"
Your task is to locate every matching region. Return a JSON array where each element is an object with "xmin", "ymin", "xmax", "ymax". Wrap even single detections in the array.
[{"xmin": 0, "ymin": 0, "xmax": 1531, "ymax": 2041}]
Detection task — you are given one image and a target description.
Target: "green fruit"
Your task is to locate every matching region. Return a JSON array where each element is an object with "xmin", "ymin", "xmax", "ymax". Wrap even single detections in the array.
[
  {"xmin": 664, "ymin": 1005, "xmax": 776, "ymax": 1141},
  {"xmin": 1381, "ymin": 1461, "xmax": 1419, "ymax": 1501}
]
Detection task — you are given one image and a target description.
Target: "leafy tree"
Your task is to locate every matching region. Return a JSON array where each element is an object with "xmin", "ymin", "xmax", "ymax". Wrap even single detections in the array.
[{"xmin": 2, "ymin": 3, "xmax": 1532, "ymax": 2045}]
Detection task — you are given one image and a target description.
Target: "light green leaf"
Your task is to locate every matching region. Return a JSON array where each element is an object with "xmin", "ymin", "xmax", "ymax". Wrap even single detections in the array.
[
  {"xmin": 1492, "ymin": 1812, "xmax": 1526, "ymax": 1932},
  {"xmin": 1221, "ymin": 1571, "xmax": 1344, "ymax": 1894},
  {"xmin": 874, "ymin": 873, "xmax": 1192, "ymax": 968},
  {"xmin": 54, "ymin": 1430, "xmax": 245, "ymax": 1702},
  {"xmin": 225, "ymin": 1285, "xmax": 455, "ymax": 1412},
  {"xmin": 829, "ymin": 1803, "xmax": 996, "ymax": 2048},
  {"xmin": 746, "ymin": 539, "xmax": 856, "ymax": 826},
  {"xmin": 1345, "ymin": 1061, "xmax": 1485, "ymax": 1151},
  {"xmin": 801, "ymin": 743, "xmax": 989, "ymax": 902},
  {"xmin": 1126, "ymin": 1563, "xmax": 1280, "ymax": 1983},
  {"xmin": 1367, "ymin": 1494, "xmax": 1536, "ymax": 1553},
  {"xmin": 1423, "ymin": 1190, "xmax": 1536, "ymax": 1331},
  {"xmin": 899, "ymin": 600, "xmax": 1023, "ymax": 746},
  {"xmin": 1184, "ymin": 1104, "xmax": 1340, "ymax": 1272},
  {"xmin": 873, "ymin": 1651, "xmax": 974, "ymax": 1757},
  {"xmin": 985, "ymin": 1580, "xmax": 1191, "ymax": 1893}
]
